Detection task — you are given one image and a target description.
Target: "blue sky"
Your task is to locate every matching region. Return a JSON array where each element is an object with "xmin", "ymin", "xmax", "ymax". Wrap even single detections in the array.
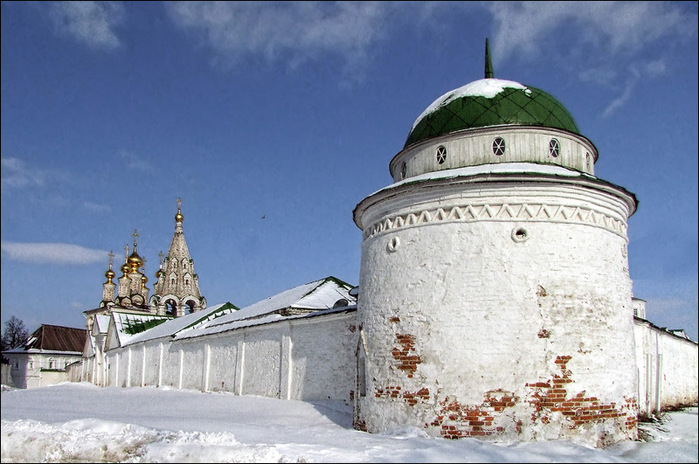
[{"xmin": 1, "ymin": 1, "xmax": 697, "ymax": 341}]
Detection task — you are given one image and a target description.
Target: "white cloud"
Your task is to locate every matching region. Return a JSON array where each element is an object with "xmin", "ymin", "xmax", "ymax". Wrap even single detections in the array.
[
  {"xmin": 1, "ymin": 241, "xmax": 108, "ymax": 265},
  {"xmin": 1, "ymin": 157, "xmax": 48, "ymax": 189},
  {"xmin": 601, "ymin": 59, "xmax": 667, "ymax": 118},
  {"xmin": 48, "ymin": 1, "xmax": 125, "ymax": 50},
  {"xmin": 165, "ymin": 2, "xmax": 387, "ymax": 77},
  {"xmin": 83, "ymin": 201, "xmax": 111, "ymax": 213},
  {"xmin": 118, "ymin": 150, "xmax": 153, "ymax": 172},
  {"xmin": 488, "ymin": 1, "xmax": 696, "ymax": 63},
  {"xmin": 486, "ymin": 1, "xmax": 696, "ymax": 117}
]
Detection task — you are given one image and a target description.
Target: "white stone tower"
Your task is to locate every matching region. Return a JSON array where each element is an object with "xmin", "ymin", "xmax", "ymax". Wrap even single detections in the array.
[
  {"xmin": 151, "ymin": 198, "xmax": 206, "ymax": 316},
  {"xmin": 353, "ymin": 42, "xmax": 638, "ymax": 446},
  {"xmin": 100, "ymin": 251, "xmax": 116, "ymax": 307}
]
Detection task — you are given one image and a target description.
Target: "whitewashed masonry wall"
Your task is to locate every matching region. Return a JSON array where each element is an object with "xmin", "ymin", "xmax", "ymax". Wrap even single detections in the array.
[{"xmin": 101, "ymin": 311, "xmax": 358, "ymax": 402}]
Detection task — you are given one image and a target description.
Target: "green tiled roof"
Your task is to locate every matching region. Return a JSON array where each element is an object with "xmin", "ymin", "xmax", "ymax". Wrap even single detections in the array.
[{"xmin": 405, "ymin": 81, "xmax": 579, "ymax": 148}]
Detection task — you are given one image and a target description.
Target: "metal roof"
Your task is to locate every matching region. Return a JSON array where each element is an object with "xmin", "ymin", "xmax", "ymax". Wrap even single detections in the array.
[
  {"xmin": 24, "ymin": 324, "xmax": 87, "ymax": 353},
  {"xmin": 405, "ymin": 80, "xmax": 579, "ymax": 148}
]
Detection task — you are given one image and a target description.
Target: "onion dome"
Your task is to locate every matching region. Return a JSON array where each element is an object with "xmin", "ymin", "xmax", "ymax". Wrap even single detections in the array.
[
  {"xmin": 104, "ymin": 251, "xmax": 116, "ymax": 283},
  {"xmin": 121, "ymin": 262, "xmax": 129, "ymax": 276},
  {"xmin": 128, "ymin": 251, "xmax": 143, "ymax": 272},
  {"xmin": 404, "ymin": 39, "xmax": 578, "ymax": 148}
]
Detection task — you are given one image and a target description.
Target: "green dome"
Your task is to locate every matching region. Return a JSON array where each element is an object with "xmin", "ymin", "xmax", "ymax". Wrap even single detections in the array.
[{"xmin": 405, "ymin": 78, "xmax": 579, "ymax": 148}]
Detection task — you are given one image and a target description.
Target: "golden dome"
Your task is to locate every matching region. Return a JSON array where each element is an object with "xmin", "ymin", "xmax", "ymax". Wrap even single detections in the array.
[
  {"xmin": 121, "ymin": 263, "xmax": 129, "ymax": 275},
  {"xmin": 128, "ymin": 251, "xmax": 143, "ymax": 273},
  {"xmin": 105, "ymin": 268, "xmax": 115, "ymax": 283}
]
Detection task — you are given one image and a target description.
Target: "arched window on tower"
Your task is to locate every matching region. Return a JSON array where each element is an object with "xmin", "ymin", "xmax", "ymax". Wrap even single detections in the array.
[
  {"xmin": 165, "ymin": 299, "xmax": 177, "ymax": 317},
  {"xmin": 186, "ymin": 300, "xmax": 196, "ymax": 314}
]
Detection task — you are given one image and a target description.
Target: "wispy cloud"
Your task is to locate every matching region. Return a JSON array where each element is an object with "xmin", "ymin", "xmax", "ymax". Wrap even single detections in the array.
[
  {"xmin": 486, "ymin": 1, "xmax": 697, "ymax": 115},
  {"xmin": 1, "ymin": 241, "xmax": 108, "ymax": 265},
  {"xmin": 83, "ymin": 201, "xmax": 111, "ymax": 213},
  {"xmin": 1, "ymin": 157, "xmax": 48, "ymax": 189},
  {"xmin": 601, "ymin": 59, "xmax": 667, "ymax": 118},
  {"xmin": 488, "ymin": 1, "xmax": 695, "ymax": 64},
  {"xmin": 165, "ymin": 2, "xmax": 387, "ymax": 79},
  {"xmin": 118, "ymin": 150, "xmax": 153, "ymax": 172},
  {"xmin": 47, "ymin": 1, "xmax": 125, "ymax": 50}
]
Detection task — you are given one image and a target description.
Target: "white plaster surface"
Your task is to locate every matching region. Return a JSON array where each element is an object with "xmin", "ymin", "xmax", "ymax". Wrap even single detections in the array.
[
  {"xmin": 634, "ymin": 320, "xmax": 699, "ymax": 416},
  {"xmin": 355, "ymin": 176, "xmax": 638, "ymax": 445}
]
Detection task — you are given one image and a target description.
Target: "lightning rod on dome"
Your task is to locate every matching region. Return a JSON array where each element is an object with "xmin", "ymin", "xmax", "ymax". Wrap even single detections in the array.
[{"xmin": 485, "ymin": 38, "xmax": 494, "ymax": 79}]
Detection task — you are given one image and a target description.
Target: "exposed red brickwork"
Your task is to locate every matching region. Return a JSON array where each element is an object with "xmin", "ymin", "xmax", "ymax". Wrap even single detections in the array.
[
  {"xmin": 537, "ymin": 329, "xmax": 551, "ymax": 338},
  {"xmin": 373, "ymin": 351, "xmax": 637, "ymax": 443},
  {"xmin": 429, "ymin": 390, "xmax": 518, "ymax": 439},
  {"xmin": 525, "ymin": 355, "xmax": 637, "ymax": 443},
  {"xmin": 376, "ymin": 385, "xmax": 430, "ymax": 406},
  {"xmin": 391, "ymin": 334, "xmax": 420, "ymax": 378},
  {"xmin": 389, "ymin": 316, "xmax": 400, "ymax": 323},
  {"xmin": 353, "ymin": 418, "xmax": 367, "ymax": 432},
  {"xmin": 348, "ymin": 324, "xmax": 356, "ymax": 333}
]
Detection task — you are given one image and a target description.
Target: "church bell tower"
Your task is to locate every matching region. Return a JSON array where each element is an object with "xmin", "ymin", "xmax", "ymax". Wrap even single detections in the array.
[{"xmin": 150, "ymin": 198, "xmax": 207, "ymax": 316}]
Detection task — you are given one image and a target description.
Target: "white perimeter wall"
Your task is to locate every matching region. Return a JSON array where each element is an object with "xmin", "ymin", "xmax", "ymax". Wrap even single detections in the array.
[
  {"xmin": 634, "ymin": 319, "xmax": 698, "ymax": 417},
  {"xmin": 102, "ymin": 311, "xmax": 357, "ymax": 402}
]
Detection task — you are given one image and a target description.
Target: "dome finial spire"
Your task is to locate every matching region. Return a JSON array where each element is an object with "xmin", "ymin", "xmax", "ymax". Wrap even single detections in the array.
[
  {"xmin": 175, "ymin": 197, "xmax": 184, "ymax": 223},
  {"xmin": 485, "ymin": 38, "xmax": 494, "ymax": 79}
]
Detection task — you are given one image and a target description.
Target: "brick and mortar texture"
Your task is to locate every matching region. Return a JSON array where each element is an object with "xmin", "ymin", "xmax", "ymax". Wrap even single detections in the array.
[{"xmin": 354, "ymin": 174, "xmax": 639, "ymax": 447}]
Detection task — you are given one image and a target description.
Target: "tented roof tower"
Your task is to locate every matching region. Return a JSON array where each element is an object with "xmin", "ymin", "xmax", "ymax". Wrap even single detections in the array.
[{"xmin": 151, "ymin": 198, "xmax": 206, "ymax": 317}]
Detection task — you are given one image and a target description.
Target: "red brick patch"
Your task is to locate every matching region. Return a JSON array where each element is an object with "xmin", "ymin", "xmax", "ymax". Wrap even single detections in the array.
[{"xmin": 392, "ymin": 333, "xmax": 421, "ymax": 377}]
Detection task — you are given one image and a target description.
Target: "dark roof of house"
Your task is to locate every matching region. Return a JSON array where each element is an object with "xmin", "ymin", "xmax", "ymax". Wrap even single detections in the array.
[{"xmin": 26, "ymin": 324, "xmax": 87, "ymax": 352}]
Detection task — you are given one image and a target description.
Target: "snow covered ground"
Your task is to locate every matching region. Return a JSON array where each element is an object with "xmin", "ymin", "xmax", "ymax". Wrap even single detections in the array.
[{"xmin": 1, "ymin": 382, "xmax": 696, "ymax": 463}]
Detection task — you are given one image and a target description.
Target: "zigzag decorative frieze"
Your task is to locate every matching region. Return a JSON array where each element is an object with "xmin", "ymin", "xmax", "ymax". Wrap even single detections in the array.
[{"xmin": 362, "ymin": 203, "xmax": 627, "ymax": 240}]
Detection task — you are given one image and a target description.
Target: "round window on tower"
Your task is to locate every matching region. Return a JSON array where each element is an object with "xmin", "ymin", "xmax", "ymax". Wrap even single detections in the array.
[
  {"xmin": 492, "ymin": 137, "xmax": 506, "ymax": 156},
  {"xmin": 436, "ymin": 145, "xmax": 447, "ymax": 164},
  {"xmin": 549, "ymin": 138, "xmax": 560, "ymax": 158}
]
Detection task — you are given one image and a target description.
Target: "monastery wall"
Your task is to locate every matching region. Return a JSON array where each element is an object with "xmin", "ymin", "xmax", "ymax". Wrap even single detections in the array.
[
  {"xmin": 634, "ymin": 319, "xmax": 699, "ymax": 417},
  {"xmin": 102, "ymin": 311, "xmax": 357, "ymax": 402}
]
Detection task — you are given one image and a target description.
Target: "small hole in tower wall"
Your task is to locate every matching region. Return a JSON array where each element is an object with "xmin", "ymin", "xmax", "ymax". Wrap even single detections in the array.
[{"xmin": 511, "ymin": 227, "xmax": 530, "ymax": 243}]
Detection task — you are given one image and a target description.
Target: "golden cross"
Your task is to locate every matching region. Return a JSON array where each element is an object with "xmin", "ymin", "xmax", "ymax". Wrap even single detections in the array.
[{"xmin": 132, "ymin": 229, "xmax": 139, "ymax": 247}]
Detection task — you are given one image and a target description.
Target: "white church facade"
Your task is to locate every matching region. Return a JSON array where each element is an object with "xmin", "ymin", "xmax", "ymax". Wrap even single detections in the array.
[{"xmin": 77, "ymin": 45, "xmax": 697, "ymax": 448}]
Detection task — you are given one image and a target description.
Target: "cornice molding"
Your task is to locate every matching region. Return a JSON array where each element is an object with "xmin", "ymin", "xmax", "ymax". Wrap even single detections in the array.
[{"xmin": 362, "ymin": 202, "xmax": 628, "ymax": 240}]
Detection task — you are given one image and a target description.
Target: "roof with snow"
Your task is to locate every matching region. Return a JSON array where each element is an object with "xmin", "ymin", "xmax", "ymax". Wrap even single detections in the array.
[
  {"xmin": 176, "ymin": 276, "xmax": 356, "ymax": 340},
  {"xmin": 405, "ymin": 78, "xmax": 579, "ymax": 148},
  {"xmin": 122, "ymin": 302, "xmax": 238, "ymax": 346},
  {"xmin": 110, "ymin": 312, "xmax": 173, "ymax": 347}
]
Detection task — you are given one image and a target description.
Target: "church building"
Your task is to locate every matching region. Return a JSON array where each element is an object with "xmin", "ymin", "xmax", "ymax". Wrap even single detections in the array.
[{"xmin": 76, "ymin": 42, "xmax": 697, "ymax": 448}]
